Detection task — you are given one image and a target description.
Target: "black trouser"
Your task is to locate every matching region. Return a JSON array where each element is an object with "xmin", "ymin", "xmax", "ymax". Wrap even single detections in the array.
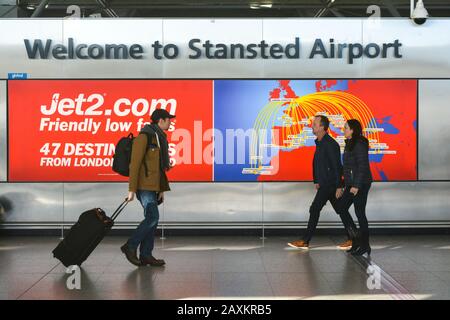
[
  {"xmin": 337, "ymin": 183, "xmax": 372, "ymax": 246},
  {"xmin": 302, "ymin": 184, "xmax": 357, "ymax": 243}
]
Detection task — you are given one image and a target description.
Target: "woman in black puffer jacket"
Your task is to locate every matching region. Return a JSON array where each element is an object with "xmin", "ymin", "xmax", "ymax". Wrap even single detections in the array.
[{"xmin": 337, "ymin": 119, "xmax": 373, "ymax": 256}]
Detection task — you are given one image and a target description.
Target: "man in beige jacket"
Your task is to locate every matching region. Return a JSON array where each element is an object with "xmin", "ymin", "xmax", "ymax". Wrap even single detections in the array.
[{"xmin": 121, "ymin": 109, "xmax": 174, "ymax": 267}]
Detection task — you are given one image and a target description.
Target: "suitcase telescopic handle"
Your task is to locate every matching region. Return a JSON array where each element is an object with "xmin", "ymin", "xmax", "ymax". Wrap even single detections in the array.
[{"xmin": 111, "ymin": 198, "xmax": 129, "ymax": 221}]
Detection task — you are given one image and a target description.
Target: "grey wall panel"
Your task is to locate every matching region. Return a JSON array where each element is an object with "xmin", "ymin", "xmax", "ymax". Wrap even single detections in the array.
[
  {"xmin": 0, "ymin": 81, "xmax": 6, "ymax": 181},
  {"xmin": 164, "ymin": 183, "xmax": 263, "ymax": 223},
  {"xmin": 64, "ymin": 183, "xmax": 264, "ymax": 224},
  {"xmin": 262, "ymin": 183, "xmax": 340, "ymax": 223},
  {"xmin": 0, "ymin": 182, "xmax": 449, "ymax": 227},
  {"xmin": 263, "ymin": 182, "xmax": 450, "ymax": 223},
  {"xmin": 162, "ymin": 19, "xmax": 264, "ymax": 78},
  {"xmin": 0, "ymin": 183, "xmax": 63, "ymax": 223},
  {"xmin": 0, "ymin": 19, "xmax": 63, "ymax": 78},
  {"xmin": 362, "ymin": 19, "xmax": 450, "ymax": 77},
  {"xmin": 365, "ymin": 182, "xmax": 450, "ymax": 221},
  {"xmin": 63, "ymin": 183, "xmax": 143, "ymax": 223},
  {"xmin": 419, "ymin": 80, "xmax": 450, "ymax": 180},
  {"xmin": 61, "ymin": 19, "xmax": 163, "ymax": 78},
  {"xmin": 2, "ymin": 18, "xmax": 450, "ymax": 78},
  {"xmin": 261, "ymin": 19, "xmax": 363, "ymax": 78}
]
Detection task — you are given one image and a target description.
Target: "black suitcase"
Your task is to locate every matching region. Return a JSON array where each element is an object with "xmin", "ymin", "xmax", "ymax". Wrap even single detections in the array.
[{"xmin": 52, "ymin": 199, "xmax": 128, "ymax": 267}]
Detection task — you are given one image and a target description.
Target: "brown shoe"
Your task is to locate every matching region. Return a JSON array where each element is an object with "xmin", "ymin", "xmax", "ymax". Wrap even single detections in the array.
[
  {"xmin": 287, "ymin": 240, "xmax": 309, "ymax": 249},
  {"xmin": 140, "ymin": 256, "xmax": 166, "ymax": 267},
  {"xmin": 338, "ymin": 240, "xmax": 353, "ymax": 250},
  {"xmin": 120, "ymin": 243, "xmax": 141, "ymax": 266}
]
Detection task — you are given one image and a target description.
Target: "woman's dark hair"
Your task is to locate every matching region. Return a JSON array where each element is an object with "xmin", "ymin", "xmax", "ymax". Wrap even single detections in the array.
[{"xmin": 346, "ymin": 119, "xmax": 369, "ymax": 151}]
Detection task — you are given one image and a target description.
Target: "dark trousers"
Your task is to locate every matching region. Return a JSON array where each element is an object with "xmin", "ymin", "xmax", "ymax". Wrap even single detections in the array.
[
  {"xmin": 302, "ymin": 184, "xmax": 357, "ymax": 243},
  {"xmin": 337, "ymin": 183, "xmax": 372, "ymax": 245}
]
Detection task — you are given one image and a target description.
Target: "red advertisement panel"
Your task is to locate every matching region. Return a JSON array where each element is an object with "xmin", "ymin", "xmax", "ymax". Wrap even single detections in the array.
[{"xmin": 8, "ymin": 80, "xmax": 213, "ymax": 182}]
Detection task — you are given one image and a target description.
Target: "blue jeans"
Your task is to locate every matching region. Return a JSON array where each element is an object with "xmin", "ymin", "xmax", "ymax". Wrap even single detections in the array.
[{"xmin": 127, "ymin": 190, "xmax": 159, "ymax": 259}]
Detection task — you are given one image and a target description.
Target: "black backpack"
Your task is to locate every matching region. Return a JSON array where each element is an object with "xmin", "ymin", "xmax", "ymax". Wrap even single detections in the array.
[{"xmin": 112, "ymin": 132, "xmax": 154, "ymax": 177}]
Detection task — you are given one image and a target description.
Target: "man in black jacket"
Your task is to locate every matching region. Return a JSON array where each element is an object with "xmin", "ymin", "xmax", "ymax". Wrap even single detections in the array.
[{"xmin": 288, "ymin": 115, "xmax": 356, "ymax": 249}]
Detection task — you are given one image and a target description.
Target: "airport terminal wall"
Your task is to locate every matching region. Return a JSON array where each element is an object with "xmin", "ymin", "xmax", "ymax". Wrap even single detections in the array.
[{"xmin": 0, "ymin": 18, "xmax": 449, "ymax": 232}]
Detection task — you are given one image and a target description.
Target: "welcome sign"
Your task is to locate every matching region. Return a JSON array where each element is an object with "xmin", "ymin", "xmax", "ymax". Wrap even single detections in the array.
[
  {"xmin": 1, "ymin": 19, "xmax": 449, "ymax": 78},
  {"xmin": 24, "ymin": 37, "xmax": 403, "ymax": 64}
]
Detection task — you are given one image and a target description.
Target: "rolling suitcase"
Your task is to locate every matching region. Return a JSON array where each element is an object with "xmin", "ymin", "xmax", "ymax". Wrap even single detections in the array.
[{"xmin": 52, "ymin": 199, "xmax": 129, "ymax": 267}]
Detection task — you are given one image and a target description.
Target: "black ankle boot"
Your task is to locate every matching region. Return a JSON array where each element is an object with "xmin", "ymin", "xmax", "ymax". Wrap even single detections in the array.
[
  {"xmin": 352, "ymin": 245, "xmax": 371, "ymax": 256},
  {"xmin": 352, "ymin": 231, "xmax": 370, "ymax": 256}
]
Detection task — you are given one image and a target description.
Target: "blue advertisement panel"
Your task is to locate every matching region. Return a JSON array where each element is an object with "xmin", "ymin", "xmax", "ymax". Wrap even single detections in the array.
[{"xmin": 214, "ymin": 79, "xmax": 417, "ymax": 182}]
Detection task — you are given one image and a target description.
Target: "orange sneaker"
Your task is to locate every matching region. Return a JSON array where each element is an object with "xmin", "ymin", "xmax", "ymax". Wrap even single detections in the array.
[
  {"xmin": 338, "ymin": 239, "xmax": 352, "ymax": 250},
  {"xmin": 287, "ymin": 240, "xmax": 309, "ymax": 249}
]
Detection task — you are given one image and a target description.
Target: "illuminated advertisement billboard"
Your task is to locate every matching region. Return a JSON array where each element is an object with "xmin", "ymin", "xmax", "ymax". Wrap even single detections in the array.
[
  {"xmin": 214, "ymin": 80, "xmax": 417, "ymax": 182},
  {"xmin": 8, "ymin": 79, "xmax": 416, "ymax": 182}
]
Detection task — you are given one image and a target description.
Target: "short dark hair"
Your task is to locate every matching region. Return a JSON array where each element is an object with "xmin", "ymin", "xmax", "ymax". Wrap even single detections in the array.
[
  {"xmin": 315, "ymin": 115, "xmax": 330, "ymax": 131},
  {"xmin": 151, "ymin": 109, "xmax": 175, "ymax": 124}
]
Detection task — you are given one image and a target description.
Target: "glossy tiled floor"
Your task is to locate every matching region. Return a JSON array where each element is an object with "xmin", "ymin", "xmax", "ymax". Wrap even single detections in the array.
[{"xmin": 0, "ymin": 235, "xmax": 449, "ymax": 300}]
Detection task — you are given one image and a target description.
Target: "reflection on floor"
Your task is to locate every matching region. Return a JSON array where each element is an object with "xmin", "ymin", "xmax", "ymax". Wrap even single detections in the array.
[{"xmin": 0, "ymin": 235, "xmax": 449, "ymax": 300}]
